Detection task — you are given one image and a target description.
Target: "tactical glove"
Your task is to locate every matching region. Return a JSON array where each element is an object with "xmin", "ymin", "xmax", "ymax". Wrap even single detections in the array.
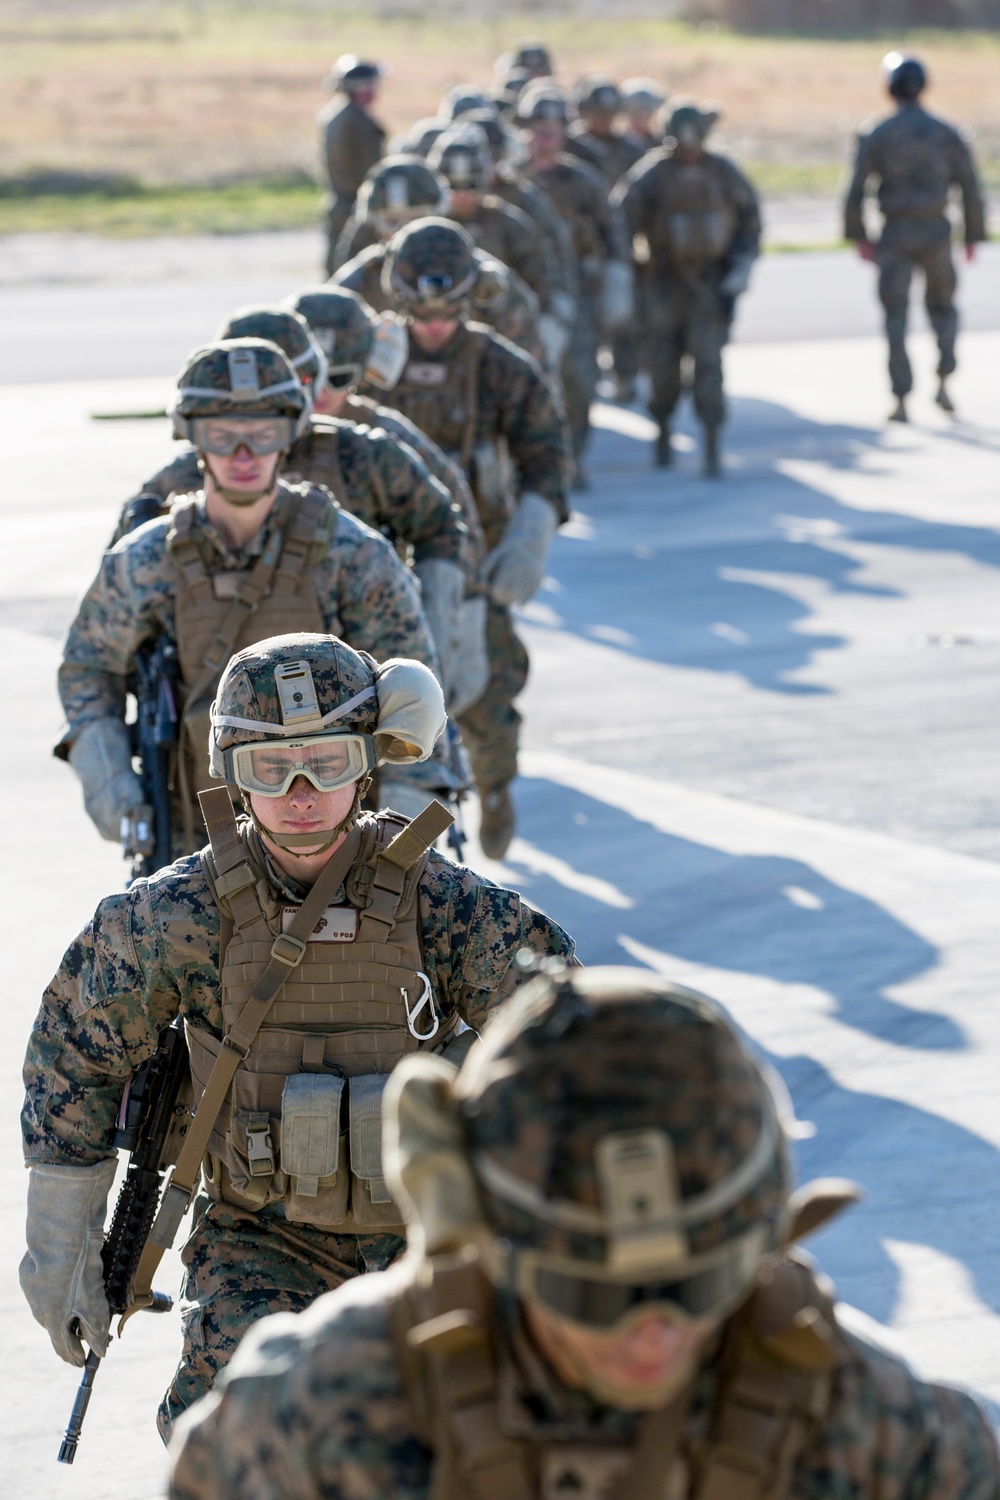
[
  {"xmin": 68, "ymin": 716, "xmax": 145, "ymax": 843},
  {"xmin": 413, "ymin": 557, "xmax": 465, "ymax": 706},
  {"xmin": 20, "ymin": 1159, "xmax": 117, "ymax": 1366},
  {"xmin": 719, "ymin": 252, "xmax": 756, "ymax": 298},
  {"xmin": 448, "ymin": 596, "xmax": 489, "ymax": 716},
  {"xmin": 600, "ymin": 260, "xmax": 635, "ymax": 332},
  {"xmin": 483, "ymin": 492, "xmax": 559, "ymax": 608},
  {"xmin": 538, "ymin": 312, "xmax": 571, "ymax": 371}
]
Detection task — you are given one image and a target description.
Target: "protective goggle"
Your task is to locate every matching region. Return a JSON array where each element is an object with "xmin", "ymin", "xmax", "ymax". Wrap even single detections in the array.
[
  {"xmin": 327, "ymin": 364, "xmax": 362, "ymax": 390},
  {"xmin": 496, "ymin": 1229, "xmax": 765, "ymax": 1333},
  {"xmin": 191, "ymin": 416, "xmax": 297, "ymax": 456},
  {"xmin": 222, "ymin": 732, "xmax": 375, "ymax": 797}
]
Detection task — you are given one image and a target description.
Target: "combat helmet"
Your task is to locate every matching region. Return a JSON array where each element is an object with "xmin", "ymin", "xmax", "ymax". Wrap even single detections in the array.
[
  {"xmin": 328, "ymin": 55, "xmax": 382, "ymax": 95},
  {"xmin": 665, "ymin": 100, "xmax": 719, "ymax": 148},
  {"xmin": 385, "ymin": 966, "xmax": 850, "ymax": 1407},
  {"xmin": 356, "ymin": 155, "xmax": 451, "ymax": 240},
  {"xmin": 883, "ymin": 51, "xmax": 927, "ymax": 101},
  {"xmin": 428, "ymin": 124, "xmax": 494, "ymax": 193},
  {"xmin": 217, "ymin": 305, "xmax": 328, "ymax": 393},
  {"xmin": 210, "ymin": 633, "xmax": 446, "ymax": 855},
  {"xmin": 621, "ymin": 76, "xmax": 667, "ymax": 116},
  {"xmin": 170, "ymin": 340, "xmax": 310, "ymax": 500},
  {"xmin": 517, "ymin": 82, "xmax": 572, "ymax": 127},
  {"xmin": 383, "ymin": 218, "xmax": 480, "ymax": 317},
  {"xmin": 440, "ymin": 84, "xmax": 494, "ymax": 121},
  {"xmin": 462, "ymin": 108, "xmax": 515, "ymax": 164},
  {"xmin": 284, "ymin": 285, "xmax": 408, "ymax": 393},
  {"xmin": 491, "ymin": 67, "xmax": 533, "ymax": 121},
  {"xmin": 575, "ymin": 75, "xmax": 623, "ymax": 119},
  {"xmin": 495, "ymin": 40, "xmax": 554, "ymax": 81}
]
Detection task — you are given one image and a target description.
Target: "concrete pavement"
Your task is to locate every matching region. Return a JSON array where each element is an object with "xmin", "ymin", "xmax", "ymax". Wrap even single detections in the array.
[{"xmin": 0, "ymin": 255, "xmax": 998, "ymax": 1493}]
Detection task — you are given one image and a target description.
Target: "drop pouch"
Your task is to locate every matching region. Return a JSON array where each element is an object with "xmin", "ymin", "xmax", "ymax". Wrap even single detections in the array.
[
  {"xmin": 280, "ymin": 1072, "xmax": 349, "ymax": 1225},
  {"xmin": 349, "ymin": 1073, "xmax": 404, "ymax": 1229}
]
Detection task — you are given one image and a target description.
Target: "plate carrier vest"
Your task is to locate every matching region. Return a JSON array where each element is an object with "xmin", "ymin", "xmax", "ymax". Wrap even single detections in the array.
[
  {"xmin": 647, "ymin": 158, "xmax": 735, "ymax": 270},
  {"xmin": 166, "ymin": 484, "xmax": 336, "ymax": 849},
  {"xmin": 186, "ymin": 791, "xmax": 458, "ymax": 1231},
  {"xmin": 393, "ymin": 1247, "xmax": 838, "ymax": 1500}
]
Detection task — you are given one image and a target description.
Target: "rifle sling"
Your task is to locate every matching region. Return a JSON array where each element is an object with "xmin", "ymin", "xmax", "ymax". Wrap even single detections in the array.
[{"xmin": 124, "ymin": 791, "xmax": 363, "ymax": 1316}]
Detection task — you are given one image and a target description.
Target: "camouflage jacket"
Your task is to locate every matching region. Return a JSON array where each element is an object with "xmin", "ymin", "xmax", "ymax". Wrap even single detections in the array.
[
  {"xmin": 615, "ymin": 147, "xmax": 762, "ymax": 277},
  {"xmin": 21, "ymin": 820, "xmax": 575, "ymax": 1167},
  {"xmin": 59, "ymin": 482, "xmax": 434, "ymax": 747},
  {"xmin": 844, "ymin": 103, "xmax": 986, "ymax": 243},
  {"xmin": 332, "ymin": 243, "xmax": 544, "ymax": 363},
  {"xmin": 525, "ymin": 154, "xmax": 632, "ymax": 290},
  {"xmin": 566, "ymin": 124, "xmax": 645, "ymax": 186},
  {"xmin": 383, "ymin": 321, "xmax": 571, "ymax": 519},
  {"xmin": 317, "ymin": 96, "xmax": 385, "ymax": 203},
  {"xmin": 448, "ymin": 196, "xmax": 564, "ymax": 318},
  {"xmin": 167, "ymin": 1258, "xmax": 1000, "ymax": 1500},
  {"xmin": 109, "ymin": 417, "xmax": 472, "ymax": 575},
  {"xmin": 492, "ymin": 165, "xmax": 580, "ymax": 302}
]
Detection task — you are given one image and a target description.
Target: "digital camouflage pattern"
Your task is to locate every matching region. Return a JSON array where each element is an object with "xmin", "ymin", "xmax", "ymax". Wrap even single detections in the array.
[
  {"xmin": 167, "ymin": 1257, "xmax": 1000, "ymax": 1500},
  {"xmin": 213, "ymin": 632, "xmax": 379, "ymax": 749},
  {"xmin": 333, "ymin": 242, "xmax": 545, "ymax": 364},
  {"xmin": 62, "ymin": 481, "xmax": 435, "ymax": 741},
  {"xmin": 21, "ymin": 816, "xmax": 575, "ymax": 1427},
  {"xmin": 110, "ymin": 416, "xmax": 476, "ymax": 573},
  {"xmin": 318, "ymin": 95, "xmax": 386, "ymax": 275},
  {"xmin": 615, "ymin": 147, "xmax": 761, "ymax": 430},
  {"xmin": 566, "ymin": 122, "xmax": 644, "ymax": 186},
  {"xmin": 456, "ymin": 598, "xmax": 526, "ymax": 793},
  {"xmin": 217, "ymin": 307, "xmax": 326, "ymax": 388},
  {"xmin": 843, "ymin": 105, "xmax": 986, "ymax": 399},
  {"xmin": 332, "ymin": 156, "xmax": 448, "ymax": 271},
  {"xmin": 491, "ymin": 162, "xmax": 579, "ymax": 300},
  {"xmin": 447, "ymin": 195, "xmax": 563, "ymax": 319}
]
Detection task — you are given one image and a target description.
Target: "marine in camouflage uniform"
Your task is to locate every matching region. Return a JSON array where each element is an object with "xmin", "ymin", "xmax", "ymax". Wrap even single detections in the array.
[
  {"xmin": 614, "ymin": 103, "xmax": 761, "ymax": 475},
  {"xmin": 59, "ymin": 338, "xmax": 441, "ymax": 864},
  {"xmin": 168, "ymin": 965, "xmax": 1000, "ymax": 1500},
  {"xmin": 317, "ymin": 57, "xmax": 386, "ymax": 277},
  {"xmin": 843, "ymin": 54, "xmax": 986, "ymax": 421},
  {"xmin": 519, "ymin": 84, "xmax": 634, "ymax": 474},
  {"xmin": 21, "ymin": 635, "xmax": 576, "ymax": 1444},
  {"xmin": 376, "ymin": 219, "xmax": 571, "ymax": 859}
]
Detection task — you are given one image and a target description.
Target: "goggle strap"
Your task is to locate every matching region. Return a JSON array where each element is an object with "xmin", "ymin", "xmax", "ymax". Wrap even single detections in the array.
[{"xmin": 213, "ymin": 685, "xmax": 376, "ymax": 736}]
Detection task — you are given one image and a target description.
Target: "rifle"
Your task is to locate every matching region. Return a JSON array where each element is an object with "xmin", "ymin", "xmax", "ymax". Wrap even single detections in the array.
[
  {"xmin": 123, "ymin": 634, "xmax": 179, "ymax": 880},
  {"xmin": 57, "ymin": 1018, "xmax": 191, "ymax": 1464}
]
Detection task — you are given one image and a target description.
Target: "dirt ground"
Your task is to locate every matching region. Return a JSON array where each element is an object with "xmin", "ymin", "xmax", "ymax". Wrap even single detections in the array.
[{"xmin": 3, "ymin": 2, "xmax": 1000, "ymax": 191}]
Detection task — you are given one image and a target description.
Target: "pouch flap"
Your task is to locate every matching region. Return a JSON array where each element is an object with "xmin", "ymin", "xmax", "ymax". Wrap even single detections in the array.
[
  {"xmin": 280, "ymin": 1073, "xmax": 345, "ymax": 1194},
  {"xmin": 350, "ymin": 1073, "xmax": 392, "ymax": 1203}
]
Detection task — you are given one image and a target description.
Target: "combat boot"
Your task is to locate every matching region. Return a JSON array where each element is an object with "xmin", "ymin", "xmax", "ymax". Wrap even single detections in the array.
[
  {"xmin": 935, "ymin": 378, "xmax": 955, "ymax": 414},
  {"xmin": 479, "ymin": 785, "xmax": 515, "ymax": 860},
  {"xmin": 889, "ymin": 397, "xmax": 908, "ymax": 423},
  {"xmin": 702, "ymin": 425, "xmax": 721, "ymax": 478},
  {"xmin": 653, "ymin": 422, "xmax": 672, "ymax": 467}
]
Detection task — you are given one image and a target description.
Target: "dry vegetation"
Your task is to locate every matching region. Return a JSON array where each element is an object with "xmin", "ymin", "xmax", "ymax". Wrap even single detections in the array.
[{"xmin": 2, "ymin": 1, "xmax": 999, "ymax": 233}]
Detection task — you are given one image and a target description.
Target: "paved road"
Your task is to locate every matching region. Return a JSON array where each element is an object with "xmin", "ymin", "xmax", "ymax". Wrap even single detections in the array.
[{"xmin": 1, "ymin": 247, "xmax": 998, "ymax": 1494}]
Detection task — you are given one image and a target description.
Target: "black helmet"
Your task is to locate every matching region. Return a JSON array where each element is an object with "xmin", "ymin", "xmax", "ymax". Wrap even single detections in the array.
[
  {"xmin": 384, "ymin": 217, "xmax": 479, "ymax": 315},
  {"xmin": 575, "ymin": 75, "xmax": 623, "ymax": 117},
  {"xmin": 883, "ymin": 52, "xmax": 926, "ymax": 101}
]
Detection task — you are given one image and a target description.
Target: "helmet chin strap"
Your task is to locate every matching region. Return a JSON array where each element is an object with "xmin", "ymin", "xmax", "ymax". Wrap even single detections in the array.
[
  {"xmin": 245, "ymin": 777, "xmax": 370, "ymax": 859},
  {"xmin": 199, "ymin": 452, "xmax": 286, "ymax": 507}
]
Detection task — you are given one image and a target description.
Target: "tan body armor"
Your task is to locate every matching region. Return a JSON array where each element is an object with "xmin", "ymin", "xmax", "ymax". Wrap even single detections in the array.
[
  {"xmin": 187, "ymin": 799, "xmax": 457, "ymax": 1232},
  {"xmin": 166, "ymin": 486, "xmax": 336, "ymax": 846},
  {"xmin": 394, "ymin": 1250, "xmax": 836, "ymax": 1500},
  {"xmin": 648, "ymin": 162, "xmax": 735, "ymax": 269},
  {"xmin": 392, "ymin": 327, "xmax": 512, "ymax": 548}
]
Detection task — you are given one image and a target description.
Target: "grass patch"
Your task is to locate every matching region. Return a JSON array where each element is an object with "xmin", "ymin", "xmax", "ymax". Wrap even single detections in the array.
[{"xmin": 0, "ymin": 178, "xmax": 320, "ymax": 236}]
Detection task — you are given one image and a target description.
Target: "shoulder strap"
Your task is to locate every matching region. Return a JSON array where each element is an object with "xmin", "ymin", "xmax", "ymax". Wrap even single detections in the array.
[
  {"xmin": 303, "ymin": 425, "xmax": 348, "ymax": 508},
  {"xmin": 693, "ymin": 1258, "xmax": 836, "ymax": 1500},
  {"xmin": 356, "ymin": 801, "xmax": 454, "ymax": 945},
  {"xmin": 124, "ymin": 791, "xmax": 364, "ymax": 1317},
  {"xmin": 459, "ymin": 330, "xmax": 487, "ymax": 475}
]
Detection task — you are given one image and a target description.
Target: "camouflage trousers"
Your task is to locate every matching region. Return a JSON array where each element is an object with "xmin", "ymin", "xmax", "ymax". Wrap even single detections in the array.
[
  {"xmin": 457, "ymin": 599, "xmax": 528, "ymax": 795},
  {"xmin": 156, "ymin": 1196, "xmax": 404, "ymax": 1443},
  {"xmin": 560, "ymin": 309, "xmax": 601, "ymax": 459},
  {"xmin": 646, "ymin": 278, "xmax": 728, "ymax": 431},
  {"xmin": 876, "ymin": 218, "xmax": 958, "ymax": 396}
]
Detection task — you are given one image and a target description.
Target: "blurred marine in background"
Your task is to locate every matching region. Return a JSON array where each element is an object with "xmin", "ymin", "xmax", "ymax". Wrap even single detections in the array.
[{"xmin": 318, "ymin": 55, "xmax": 386, "ymax": 277}]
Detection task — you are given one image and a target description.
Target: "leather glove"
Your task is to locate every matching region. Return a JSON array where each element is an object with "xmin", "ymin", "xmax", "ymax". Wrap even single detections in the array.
[
  {"xmin": 68, "ymin": 717, "xmax": 144, "ymax": 843},
  {"xmin": 413, "ymin": 557, "xmax": 464, "ymax": 705},
  {"xmin": 20, "ymin": 1159, "xmax": 117, "ymax": 1366},
  {"xmin": 448, "ymin": 596, "xmax": 489, "ymax": 716},
  {"xmin": 483, "ymin": 492, "xmax": 559, "ymax": 608},
  {"xmin": 600, "ymin": 260, "xmax": 635, "ymax": 332},
  {"xmin": 719, "ymin": 252, "xmax": 755, "ymax": 298},
  {"xmin": 538, "ymin": 312, "xmax": 570, "ymax": 371}
]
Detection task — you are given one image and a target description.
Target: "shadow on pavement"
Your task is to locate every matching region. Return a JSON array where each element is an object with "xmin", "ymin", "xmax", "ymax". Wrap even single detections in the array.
[
  {"xmin": 506, "ymin": 778, "xmax": 961, "ymax": 1052},
  {"xmin": 555, "ymin": 396, "xmax": 1000, "ymax": 695}
]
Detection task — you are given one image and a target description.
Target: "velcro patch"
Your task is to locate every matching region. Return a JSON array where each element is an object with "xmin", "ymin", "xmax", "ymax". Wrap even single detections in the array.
[
  {"xmin": 212, "ymin": 570, "xmax": 252, "ymax": 600},
  {"xmin": 281, "ymin": 905, "xmax": 358, "ymax": 942},
  {"xmin": 403, "ymin": 361, "xmax": 448, "ymax": 387},
  {"xmin": 539, "ymin": 1448, "xmax": 632, "ymax": 1500}
]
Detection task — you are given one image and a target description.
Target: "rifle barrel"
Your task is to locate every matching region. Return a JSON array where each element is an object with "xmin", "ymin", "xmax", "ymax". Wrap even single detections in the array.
[{"xmin": 57, "ymin": 1349, "xmax": 101, "ymax": 1465}]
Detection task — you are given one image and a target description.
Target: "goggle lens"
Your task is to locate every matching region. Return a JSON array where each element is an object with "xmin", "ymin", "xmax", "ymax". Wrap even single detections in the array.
[
  {"xmin": 531, "ymin": 1256, "xmax": 753, "ymax": 1331},
  {"xmin": 327, "ymin": 366, "xmax": 360, "ymax": 389},
  {"xmin": 229, "ymin": 734, "xmax": 373, "ymax": 797},
  {"xmin": 192, "ymin": 417, "xmax": 295, "ymax": 456}
]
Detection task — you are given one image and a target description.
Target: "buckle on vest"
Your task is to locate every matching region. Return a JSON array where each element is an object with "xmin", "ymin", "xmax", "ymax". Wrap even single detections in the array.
[
  {"xmin": 245, "ymin": 1112, "xmax": 275, "ymax": 1177},
  {"xmin": 403, "ymin": 972, "xmax": 440, "ymax": 1042},
  {"xmin": 214, "ymin": 862, "xmax": 256, "ymax": 900},
  {"xmin": 270, "ymin": 932, "xmax": 308, "ymax": 967}
]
